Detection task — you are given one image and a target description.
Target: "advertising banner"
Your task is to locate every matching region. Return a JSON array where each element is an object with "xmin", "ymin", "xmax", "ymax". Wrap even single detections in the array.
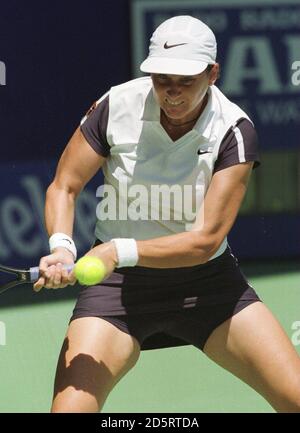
[
  {"xmin": 132, "ymin": 0, "xmax": 300, "ymax": 150},
  {"xmin": 0, "ymin": 161, "xmax": 102, "ymax": 268}
]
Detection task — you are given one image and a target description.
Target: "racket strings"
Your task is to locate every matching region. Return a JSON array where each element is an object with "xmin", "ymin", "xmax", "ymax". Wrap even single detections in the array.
[{"xmin": 0, "ymin": 268, "xmax": 18, "ymax": 286}]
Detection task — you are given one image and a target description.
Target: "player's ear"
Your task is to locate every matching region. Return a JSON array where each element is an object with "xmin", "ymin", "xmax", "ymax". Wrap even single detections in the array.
[{"xmin": 208, "ymin": 63, "xmax": 219, "ymax": 86}]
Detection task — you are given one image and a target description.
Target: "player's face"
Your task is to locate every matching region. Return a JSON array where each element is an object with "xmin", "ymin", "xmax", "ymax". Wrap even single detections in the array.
[{"xmin": 151, "ymin": 67, "xmax": 217, "ymax": 124}]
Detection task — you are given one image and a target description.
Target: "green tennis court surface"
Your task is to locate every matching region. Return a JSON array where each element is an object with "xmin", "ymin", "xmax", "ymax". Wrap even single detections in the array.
[{"xmin": 0, "ymin": 261, "xmax": 299, "ymax": 413}]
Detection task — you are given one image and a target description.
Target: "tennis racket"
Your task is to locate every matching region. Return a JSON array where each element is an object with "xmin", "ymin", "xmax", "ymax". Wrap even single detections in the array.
[{"xmin": 0, "ymin": 263, "xmax": 74, "ymax": 295}]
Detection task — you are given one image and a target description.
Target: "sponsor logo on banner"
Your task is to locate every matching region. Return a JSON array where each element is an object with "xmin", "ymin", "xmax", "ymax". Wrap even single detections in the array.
[
  {"xmin": 131, "ymin": 0, "xmax": 300, "ymax": 149},
  {"xmin": 0, "ymin": 161, "xmax": 100, "ymax": 267}
]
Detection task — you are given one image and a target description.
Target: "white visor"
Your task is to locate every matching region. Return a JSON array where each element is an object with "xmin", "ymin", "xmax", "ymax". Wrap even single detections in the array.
[{"xmin": 140, "ymin": 57, "xmax": 209, "ymax": 76}]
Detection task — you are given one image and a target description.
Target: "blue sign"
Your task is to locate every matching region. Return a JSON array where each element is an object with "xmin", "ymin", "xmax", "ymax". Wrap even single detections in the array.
[{"xmin": 0, "ymin": 160, "xmax": 103, "ymax": 268}]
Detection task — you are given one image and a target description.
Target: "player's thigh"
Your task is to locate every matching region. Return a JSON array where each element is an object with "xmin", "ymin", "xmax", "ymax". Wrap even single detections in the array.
[
  {"xmin": 51, "ymin": 316, "xmax": 141, "ymax": 412},
  {"xmin": 203, "ymin": 302, "xmax": 300, "ymax": 412}
]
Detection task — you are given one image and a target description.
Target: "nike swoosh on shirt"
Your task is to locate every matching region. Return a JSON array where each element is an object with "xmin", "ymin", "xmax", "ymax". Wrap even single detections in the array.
[
  {"xmin": 164, "ymin": 42, "xmax": 188, "ymax": 49},
  {"xmin": 197, "ymin": 149, "xmax": 212, "ymax": 155}
]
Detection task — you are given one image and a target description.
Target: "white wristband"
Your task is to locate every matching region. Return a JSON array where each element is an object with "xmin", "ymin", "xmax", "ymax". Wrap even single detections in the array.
[
  {"xmin": 111, "ymin": 238, "xmax": 139, "ymax": 268},
  {"xmin": 49, "ymin": 233, "xmax": 77, "ymax": 260}
]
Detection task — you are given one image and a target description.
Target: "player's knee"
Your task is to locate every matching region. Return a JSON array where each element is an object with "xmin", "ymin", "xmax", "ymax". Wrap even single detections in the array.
[
  {"xmin": 51, "ymin": 403, "xmax": 99, "ymax": 413},
  {"xmin": 51, "ymin": 394, "xmax": 103, "ymax": 413},
  {"xmin": 289, "ymin": 377, "xmax": 300, "ymax": 412},
  {"xmin": 291, "ymin": 389, "xmax": 300, "ymax": 413},
  {"xmin": 275, "ymin": 386, "xmax": 300, "ymax": 413},
  {"xmin": 277, "ymin": 399, "xmax": 300, "ymax": 413}
]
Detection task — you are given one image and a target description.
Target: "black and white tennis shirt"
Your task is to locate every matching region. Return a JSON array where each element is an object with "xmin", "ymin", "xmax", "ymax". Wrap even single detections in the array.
[{"xmin": 80, "ymin": 77, "xmax": 260, "ymax": 260}]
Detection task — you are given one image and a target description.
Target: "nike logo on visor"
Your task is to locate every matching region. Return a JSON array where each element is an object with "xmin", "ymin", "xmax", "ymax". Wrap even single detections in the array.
[{"xmin": 164, "ymin": 42, "xmax": 188, "ymax": 49}]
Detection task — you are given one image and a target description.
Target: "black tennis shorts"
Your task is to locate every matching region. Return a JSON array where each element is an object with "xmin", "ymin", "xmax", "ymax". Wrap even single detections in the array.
[{"xmin": 70, "ymin": 244, "xmax": 261, "ymax": 351}]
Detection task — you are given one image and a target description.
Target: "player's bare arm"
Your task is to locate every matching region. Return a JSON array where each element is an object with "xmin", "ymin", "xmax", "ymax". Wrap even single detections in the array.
[
  {"xmin": 45, "ymin": 127, "xmax": 106, "ymax": 236},
  {"xmin": 34, "ymin": 127, "xmax": 107, "ymax": 290}
]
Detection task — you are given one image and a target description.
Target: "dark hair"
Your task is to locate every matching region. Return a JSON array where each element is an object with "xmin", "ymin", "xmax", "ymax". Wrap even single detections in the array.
[
  {"xmin": 206, "ymin": 64, "xmax": 214, "ymax": 73},
  {"xmin": 206, "ymin": 63, "xmax": 220, "ymax": 79}
]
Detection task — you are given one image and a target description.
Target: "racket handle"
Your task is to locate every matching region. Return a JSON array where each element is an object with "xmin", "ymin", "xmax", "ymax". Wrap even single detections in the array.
[{"xmin": 29, "ymin": 264, "xmax": 74, "ymax": 282}]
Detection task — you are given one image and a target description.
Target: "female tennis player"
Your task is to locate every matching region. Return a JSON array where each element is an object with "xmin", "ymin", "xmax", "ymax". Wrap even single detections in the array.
[{"xmin": 34, "ymin": 16, "xmax": 300, "ymax": 412}]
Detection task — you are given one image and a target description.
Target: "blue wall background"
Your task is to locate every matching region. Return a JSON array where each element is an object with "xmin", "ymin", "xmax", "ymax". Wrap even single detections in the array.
[
  {"xmin": 0, "ymin": 0, "xmax": 131, "ymax": 162},
  {"xmin": 0, "ymin": 0, "xmax": 299, "ymax": 267}
]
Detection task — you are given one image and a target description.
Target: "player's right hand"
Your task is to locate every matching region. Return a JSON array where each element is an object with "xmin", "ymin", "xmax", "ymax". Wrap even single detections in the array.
[{"xmin": 33, "ymin": 247, "xmax": 76, "ymax": 292}]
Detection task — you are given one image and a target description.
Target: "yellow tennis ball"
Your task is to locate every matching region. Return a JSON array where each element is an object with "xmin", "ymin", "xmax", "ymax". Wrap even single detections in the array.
[{"xmin": 74, "ymin": 256, "xmax": 106, "ymax": 285}]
